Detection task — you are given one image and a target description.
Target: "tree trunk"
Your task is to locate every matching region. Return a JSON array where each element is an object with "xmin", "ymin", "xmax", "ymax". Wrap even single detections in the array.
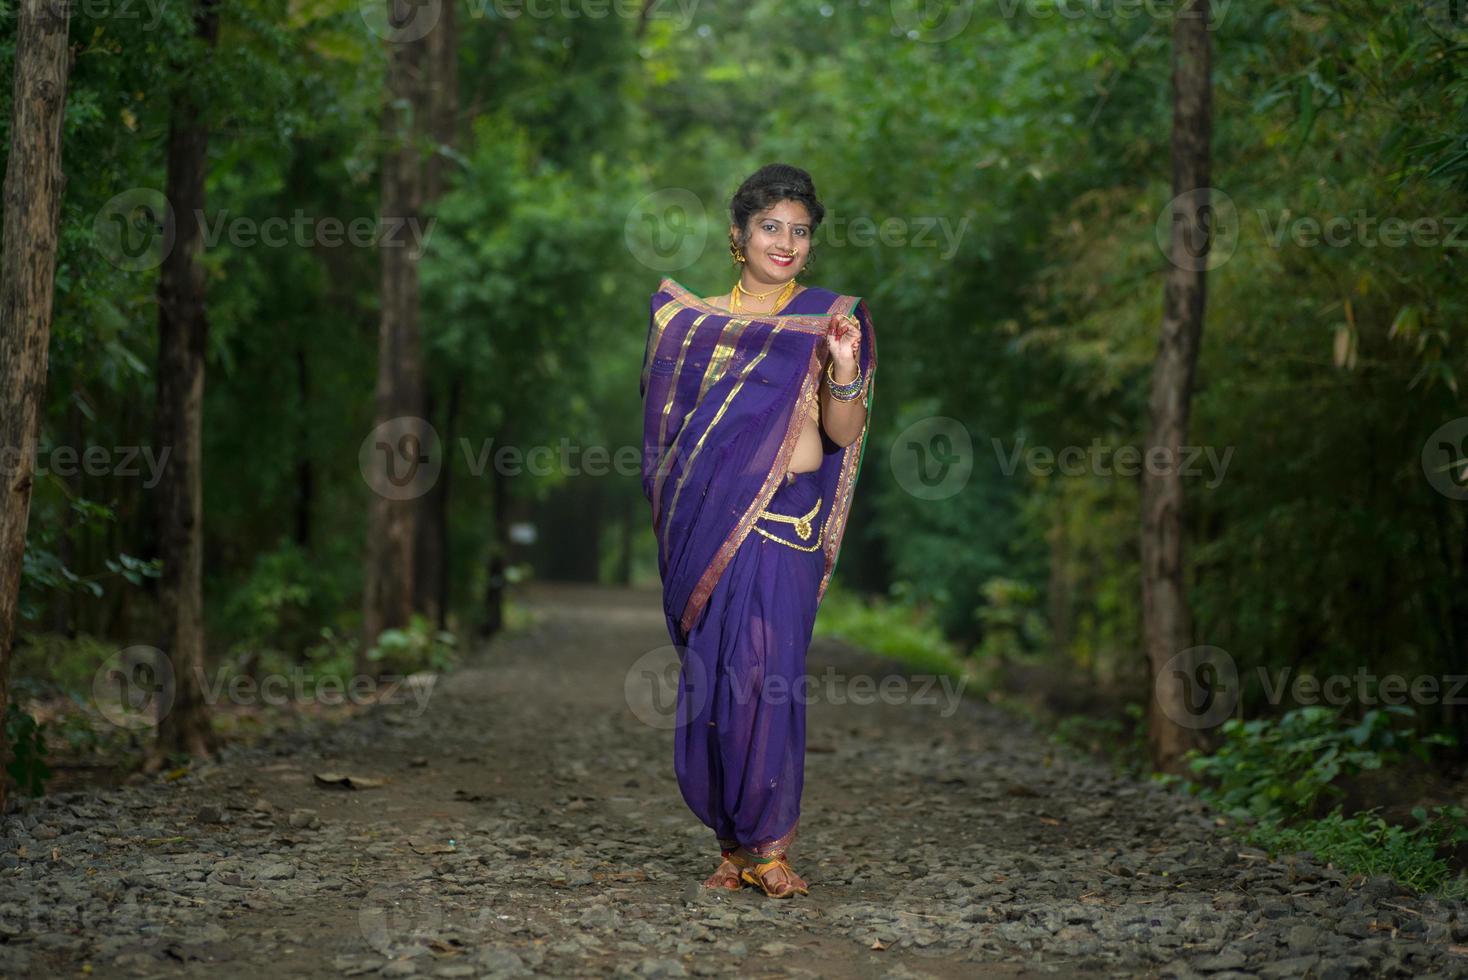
[
  {"xmin": 1141, "ymin": 0, "xmax": 1213, "ymax": 774},
  {"xmin": 411, "ymin": 0, "xmax": 458, "ymax": 628},
  {"xmin": 294, "ymin": 344, "xmax": 313, "ymax": 550},
  {"xmin": 477, "ymin": 423, "xmax": 512, "ymax": 642},
  {"xmin": 1046, "ymin": 508, "xmax": 1072, "ymax": 662},
  {"xmin": 0, "ymin": 0, "xmax": 72, "ymax": 810},
  {"xmin": 149, "ymin": 0, "xmax": 220, "ymax": 768},
  {"xmin": 54, "ymin": 378, "xmax": 81, "ymax": 637},
  {"xmin": 414, "ymin": 386, "xmax": 445, "ymax": 625},
  {"xmin": 414, "ymin": 373, "xmax": 461, "ymax": 631},
  {"xmin": 423, "ymin": 0, "xmax": 458, "ymax": 206},
  {"xmin": 361, "ymin": 1, "xmax": 427, "ymax": 676}
]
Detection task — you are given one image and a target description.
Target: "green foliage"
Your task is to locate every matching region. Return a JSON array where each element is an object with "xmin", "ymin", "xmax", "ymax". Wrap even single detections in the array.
[
  {"xmin": 1182, "ymin": 706, "xmax": 1435, "ymax": 822},
  {"xmin": 217, "ymin": 539, "xmax": 322, "ymax": 658},
  {"xmin": 4, "ymin": 705, "xmax": 51, "ymax": 798},
  {"xmin": 814, "ymin": 581, "xmax": 971, "ymax": 686},
  {"xmin": 10, "ymin": 633, "xmax": 121, "ymax": 699},
  {"xmin": 1179, "ymin": 706, "xmax": 1466, "ymax": 896},
  {"xmin": 1050, "ymin": 702, "xmax": 1148, "ymax": 777},
  {"xmin": 973, "ymin": 576, "xmax": 1046, "ymax": 663},
  {"xmin": 1248, "ymin": 807, "xmax": 1468, "ymax": 901},
  {"xmin": 366, "ymin": 614, "xmax": 457, "ymax": 676}
]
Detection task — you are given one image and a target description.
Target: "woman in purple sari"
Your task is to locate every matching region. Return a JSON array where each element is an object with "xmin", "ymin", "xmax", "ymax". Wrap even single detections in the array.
[{"xmin": 639, "ymin": 164, "xmax": 876, "ymax": 898}]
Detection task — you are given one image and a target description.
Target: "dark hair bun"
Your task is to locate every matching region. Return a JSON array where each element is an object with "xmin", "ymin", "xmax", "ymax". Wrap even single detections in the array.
[{"xmin": 730, "ymin": 163, "xmax": 825, "ymax": 238}]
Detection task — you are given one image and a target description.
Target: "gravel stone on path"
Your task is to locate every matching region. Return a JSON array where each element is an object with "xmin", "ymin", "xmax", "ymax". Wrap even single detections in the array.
[{"xmin": 2, "ymin": 582, "xmax": 1466, "ymax": 978}]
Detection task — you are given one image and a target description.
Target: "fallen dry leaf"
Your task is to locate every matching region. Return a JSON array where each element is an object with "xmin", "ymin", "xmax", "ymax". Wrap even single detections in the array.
[{"xmin": 313, "ymin": 772, "xmax": 388, "ymax": 790}]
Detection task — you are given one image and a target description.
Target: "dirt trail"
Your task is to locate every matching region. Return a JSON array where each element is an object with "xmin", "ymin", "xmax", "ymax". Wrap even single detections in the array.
[{"xmin": 3, "ymin": 582, "xmax": 1466, "ymax": 979}]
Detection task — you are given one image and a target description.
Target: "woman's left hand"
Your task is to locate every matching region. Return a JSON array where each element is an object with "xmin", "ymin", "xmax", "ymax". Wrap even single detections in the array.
[{"xmin": 825, "ymin": 313, "xmax": 861, "ymax": 372}]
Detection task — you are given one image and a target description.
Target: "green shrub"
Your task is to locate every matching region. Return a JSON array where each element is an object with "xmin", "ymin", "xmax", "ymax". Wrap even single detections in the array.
[
  {"xmin": 1050, "ymin": 702, "xmax": 1147, "ymax": 776},
  {"xmin": 814, "ymin": 581, "xmax": 971, "ymax": 684},
  {"xmin": 1251, "ymin": 806, "xmax": 1468, "ymax": 900},
  {"xmin": 1178, "ymin": 705, "xmax": 1464, "ymax": 896},
  {"xmin": 4, "ymin": 705, "xmax": 52, "ymax": 798},
  {"xmin": 366, "ymin": 614, "xmax": 458, "ymax": 675},
  {"xmin": 1181, "ymin": 704, "xmax": 1443, "ymax": 822}
]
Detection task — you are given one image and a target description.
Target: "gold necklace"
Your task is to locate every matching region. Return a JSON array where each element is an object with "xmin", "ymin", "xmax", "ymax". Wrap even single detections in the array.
[
  {"xmin": 731, "ymin": 277, "xmax": 796, "ymax": 313},
  {"xmin": 733, "ymin": 277, "xmax": 784, "ymax": 299}
]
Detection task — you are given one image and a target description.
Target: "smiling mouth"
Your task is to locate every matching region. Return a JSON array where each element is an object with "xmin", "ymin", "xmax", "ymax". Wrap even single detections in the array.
[{"xmin": 769, "ymin": 253, "xmax": 796, "ymax": 266}]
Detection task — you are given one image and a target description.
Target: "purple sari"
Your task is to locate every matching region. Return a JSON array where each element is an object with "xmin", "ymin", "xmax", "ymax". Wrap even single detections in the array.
[{"xmin": 639, "ymin": 277, "xmax": 877, "ymax": 858}]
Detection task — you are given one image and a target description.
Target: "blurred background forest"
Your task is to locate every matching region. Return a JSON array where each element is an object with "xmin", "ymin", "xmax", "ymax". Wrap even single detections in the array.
[{"xmin": 3, "ymin": 0, "xmax": 1468, "ymax": 890}]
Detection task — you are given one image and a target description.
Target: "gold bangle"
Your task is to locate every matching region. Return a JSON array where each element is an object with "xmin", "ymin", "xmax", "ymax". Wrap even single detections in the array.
[{"xmin": 825, "ymin": 360, "xmax": 863, "ymax": 399}]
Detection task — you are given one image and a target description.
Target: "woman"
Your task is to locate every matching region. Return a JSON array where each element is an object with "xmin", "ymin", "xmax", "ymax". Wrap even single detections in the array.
[{"xmin": 638, "ymin": 164, "xmax": 877, "ymax": 898}]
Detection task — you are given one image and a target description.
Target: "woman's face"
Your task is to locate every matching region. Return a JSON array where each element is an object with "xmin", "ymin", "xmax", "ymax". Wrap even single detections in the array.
[{"xmin": 734, "ymin": 199, "xmax": 813, "ymax": 283}]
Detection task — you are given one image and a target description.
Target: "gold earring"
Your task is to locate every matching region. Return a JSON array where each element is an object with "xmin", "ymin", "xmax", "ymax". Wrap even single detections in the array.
[{"xmin": 729, "ymin": 237, "xmax": 746, "ymax": 264}]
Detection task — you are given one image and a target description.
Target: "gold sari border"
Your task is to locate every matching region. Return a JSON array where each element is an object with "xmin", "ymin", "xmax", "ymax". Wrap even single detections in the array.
[
  {"xmin": 816, "ymin": 297, "xmax": 875, "ymax": 604},
  {"xmin": 658, "ymin": 277, "xmax": 840, "ymax": 333},
  {"xmin": 745, "ymin": 815, "xmax": 800, "ymax": 857}
]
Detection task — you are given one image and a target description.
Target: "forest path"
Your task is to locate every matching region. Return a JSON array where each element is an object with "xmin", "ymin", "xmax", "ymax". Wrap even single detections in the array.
[{"xmin": 5, "ymin": 582, "xmax": 1467, "ymax": 979}]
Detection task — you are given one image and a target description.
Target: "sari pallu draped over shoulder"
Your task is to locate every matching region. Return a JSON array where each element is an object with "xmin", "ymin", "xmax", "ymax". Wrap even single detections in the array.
[{"xmin": 639, "ymin": 277, "xmax": 877, "ymax": 639}]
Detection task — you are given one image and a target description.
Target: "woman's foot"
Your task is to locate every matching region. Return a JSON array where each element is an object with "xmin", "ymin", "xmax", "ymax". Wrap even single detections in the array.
[
  {"xmin": 737, "ymin": 849, "xmax": 808, "ymax": 898},
  {"xmin": 700, "ymin": 850, "xmax": 745, "ymax": 890}
]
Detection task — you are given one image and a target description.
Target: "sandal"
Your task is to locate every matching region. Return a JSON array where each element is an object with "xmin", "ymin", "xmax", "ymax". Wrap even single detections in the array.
[
  {"xmin": 738, "ymin": 850, "xmax": 809, "ymax": 898},
  {"xmin": 700, "ymin": 848, "xmax": 747, "ymax": 890}
]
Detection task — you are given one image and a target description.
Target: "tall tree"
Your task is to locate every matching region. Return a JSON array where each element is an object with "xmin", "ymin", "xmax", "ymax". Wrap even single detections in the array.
[
  {"xmin": 361, "ymin": 1, "xmax": 428, "ymax": 673},
  {"xmin": 1142, "ymin": 0, "xmax": 1213, "ymax": 772},
  {"xmin": 0, "ymin": 0, "xmax": 72, "ymax": 808},
  {"xmin": 414, "ymin": 2, "xmax": 460, "ymax": 630},
  {"xmin": 151, "ymin": 0, "xmax": 221, "ymax": 765}
]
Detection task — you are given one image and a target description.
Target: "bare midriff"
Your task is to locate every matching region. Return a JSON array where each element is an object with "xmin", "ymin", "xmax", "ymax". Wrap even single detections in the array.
[
  {"xmin": 701, "ymin": 290, "xmax": 822, "ymax": 477},
  {"xmin": 786, "ymin": 391, "xmax": 823, "ymax": 474}
]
